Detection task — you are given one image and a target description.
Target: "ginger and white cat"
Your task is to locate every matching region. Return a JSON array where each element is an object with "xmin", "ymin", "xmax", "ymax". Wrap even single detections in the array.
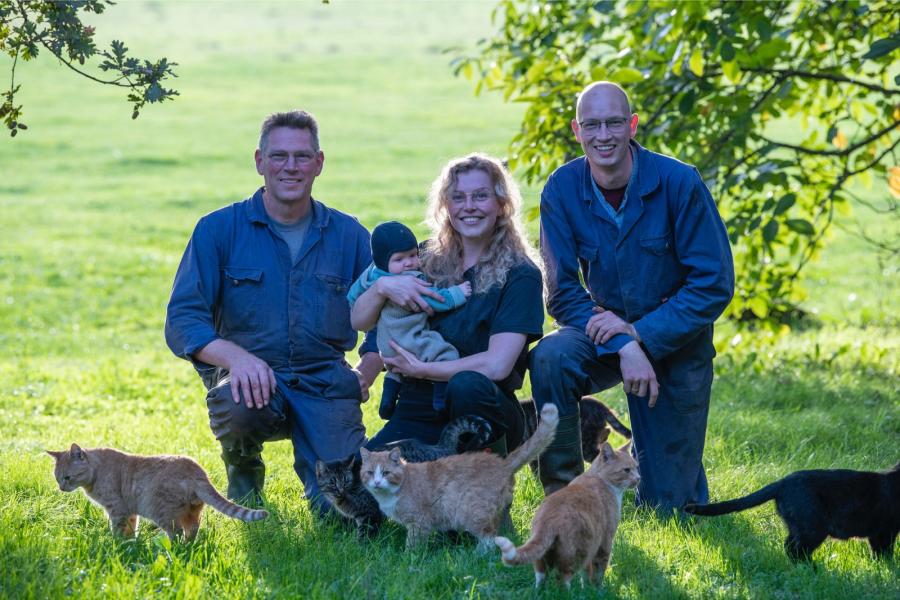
[
  {"xmin": 495, "ymin": 440, "xmax": 639, "ymax": 587},
  {"xmin": 360, "ymin": 404, "xmax": 559, "ymax": 550},
  {"xmin": 48, "ymin": 443, "xmax": 267, "ymax": 541}
]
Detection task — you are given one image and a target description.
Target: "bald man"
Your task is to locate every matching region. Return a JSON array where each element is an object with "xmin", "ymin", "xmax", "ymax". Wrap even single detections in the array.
[{"xmin": 529, "ymin": 82, "xmax": 734, "ymax": 511}]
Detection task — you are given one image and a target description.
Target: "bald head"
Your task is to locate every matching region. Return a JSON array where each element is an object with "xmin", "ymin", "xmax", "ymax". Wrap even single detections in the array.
[{"xmin": 576, "ymin": 82, "xmax": 631, "ymax": 121}]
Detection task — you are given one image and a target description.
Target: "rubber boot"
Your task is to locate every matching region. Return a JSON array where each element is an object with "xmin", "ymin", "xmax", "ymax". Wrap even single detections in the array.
[
  {"xmin": 221, "ymin": 447, "xmax": 265, "ymax": 506},
  {"xmin": 538, "ymin": 413, "xmax": 583, "ymax": 496}
]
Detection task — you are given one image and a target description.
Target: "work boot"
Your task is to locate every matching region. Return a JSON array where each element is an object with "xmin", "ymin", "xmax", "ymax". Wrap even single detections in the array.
[
  {"xmin": 538, "ymin": 413, "xmax": 583, "ymax": 496},
  {"xmin": 221, "ymin": 447, "xmax": 265, "ymax": 505}
]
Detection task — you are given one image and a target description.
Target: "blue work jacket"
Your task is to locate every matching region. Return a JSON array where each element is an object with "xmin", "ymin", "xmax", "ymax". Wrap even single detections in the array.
[
  {"xmin": 165, "ymin": 188, "xmax": 376, "ymax": 399},
  {"xmin": 540, "ymin": 142, "xmax": 734, "ymax": 367}
]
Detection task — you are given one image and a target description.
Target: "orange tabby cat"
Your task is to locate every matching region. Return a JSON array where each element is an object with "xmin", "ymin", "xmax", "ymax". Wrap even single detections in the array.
[
  {"xmin": 48, "ymin": 443, "xmax": 267, "ymax": 541},
  {"xmin": 360, "ymin": 404, "xmax": 559, "ymax": 550},
  {"xmin": 495, "ymin": 440, "xmax": 639, "ymax": 587}
]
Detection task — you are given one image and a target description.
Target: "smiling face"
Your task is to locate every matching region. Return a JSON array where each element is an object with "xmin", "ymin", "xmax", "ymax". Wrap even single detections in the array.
[
  {"xmin": 572, "ymin": 84, "xmax": 638, "ymax": 183},
  {"xmin": 448, "ymin": 169, "xmax": 500, "ymax": 247},
  {"xmin": 254, "ymin": 126, "xmax": 324, "ymax": 217}
]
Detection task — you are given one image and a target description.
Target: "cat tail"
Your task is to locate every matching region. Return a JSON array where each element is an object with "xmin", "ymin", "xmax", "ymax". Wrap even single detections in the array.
[
  {"xmin": 588, "ymin": 397, "xmax": 632, "ymax": 439},
  {"xmin": 195, "ymin": 481, "xmax": 269, "ymax": 522},
  {"xmin": 684, "ymin": 481, "xmax": 782, "ymax": 516},
  {"xmin": 495, "ymin": 530, "xmax": 555, "ymax": 566},
  {"xmin": 504, "ymin": 404, "xmax": 559, "ymax": 473},
  {"xmin": 437, "ymin": 415, "xmax": 493, "ymax": 451}
]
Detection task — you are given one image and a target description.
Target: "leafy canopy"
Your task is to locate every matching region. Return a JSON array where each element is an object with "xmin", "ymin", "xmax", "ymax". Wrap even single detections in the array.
[
  {"xmin": 1, "ymin": 0, "xmax": 178, "ymax": 136},
  {"xmin": 456, "ymin": 0, "xmax": 899, "ymax": 329}
]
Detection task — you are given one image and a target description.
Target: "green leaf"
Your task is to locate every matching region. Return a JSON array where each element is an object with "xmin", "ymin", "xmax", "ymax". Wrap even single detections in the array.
[
  {"xmin": 785, "ymin": 219, "xmax": 815, "ymax": 235},
  {"xmin": 774, "ymin": 193, "xmax": 796, "ymax": 215},
  {"xmin": 611, "ymin": 67, "xmax": 643, "ymax": 83},
  {"xmin": 722, "ymin": 60, "xmax": 741, "ymax": 83},
  {"xmin": 678, "ymin": 90, "xmax": 695, "ymax": 115},
  {"xmin": 720, "ymin": 40, "xmax": 735, "ymax": 62},
  {"xmin": 762, "ymin": 219, "xmax": 779, "ymax": 242},
  {"xmin": 689, "ymin": 47, "xmax": 704, "ymax": 77},
  {"xmin": 747, "ymin": 295, "xmax": 769, "ymax": 318},
  {"xmin": 862, "ymin": 35, "xmax": 900, "ymax": 60}
]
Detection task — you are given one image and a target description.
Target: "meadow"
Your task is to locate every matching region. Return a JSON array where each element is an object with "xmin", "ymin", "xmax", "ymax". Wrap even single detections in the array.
[{"xmin": 0, "ymin": 2, "xmax": 897, "ymax": 598}]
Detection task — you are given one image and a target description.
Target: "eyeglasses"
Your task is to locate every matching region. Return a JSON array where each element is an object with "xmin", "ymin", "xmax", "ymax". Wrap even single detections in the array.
[
  {"xmin": 578, "ymin": 117, "xmax": 631, "ymax": 134},
  {"xmin": 451, "ymin": 188, "xmax": 495, "ymax": 204},
  {"xmin": 267, "ymin": 151, "xmax": 316, "ymax": 166}
]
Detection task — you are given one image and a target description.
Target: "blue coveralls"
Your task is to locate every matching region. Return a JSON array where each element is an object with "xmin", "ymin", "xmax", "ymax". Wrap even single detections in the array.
[
  {"xmin": 530, "ymin": 142, "xmax": 734, "ymax": 510},
  {"xmin": 165, "ymin": 189, "xmax": 376, "ymax": 513}
]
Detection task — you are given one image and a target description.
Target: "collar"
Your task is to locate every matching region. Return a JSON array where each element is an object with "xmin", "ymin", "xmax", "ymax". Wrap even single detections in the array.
[
  {"xmin": 245, "ymin": 187, "xmax": 330, "ymax": 229},
  {"xmin": 581, "ymin": 140, "xmax": 660, "ymax": 203}
]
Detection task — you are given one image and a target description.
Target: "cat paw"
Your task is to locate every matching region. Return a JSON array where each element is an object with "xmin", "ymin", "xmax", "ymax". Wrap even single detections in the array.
[
  {"xmin": 494, "ymin": 536, "xmax": 517, "ymax": 563},
  {"xmin": 539, "ymin": 403, "xmax": 559, "ymax": 425}
]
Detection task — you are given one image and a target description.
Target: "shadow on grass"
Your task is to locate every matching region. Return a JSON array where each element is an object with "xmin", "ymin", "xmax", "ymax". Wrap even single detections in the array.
[{"xmin": 684, "ymin": 512, "xmax": 899, "ymax": 596}]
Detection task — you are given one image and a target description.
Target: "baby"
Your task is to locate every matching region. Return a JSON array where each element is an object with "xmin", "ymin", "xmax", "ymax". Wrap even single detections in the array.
[{"xmin": 348, "ymin": 221, "xmax": 471, "ymax": 419}]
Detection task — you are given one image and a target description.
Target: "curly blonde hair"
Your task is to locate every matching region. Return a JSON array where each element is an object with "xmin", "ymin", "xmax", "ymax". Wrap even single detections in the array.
[{"xmin": 422, "ymin": 153, "xmax": 539, "ymax": 293}]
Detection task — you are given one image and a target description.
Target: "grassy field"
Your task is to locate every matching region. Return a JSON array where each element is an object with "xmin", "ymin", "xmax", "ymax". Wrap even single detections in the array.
[{"xmin": 1, "ymin": 1, "xmax": 897, "ymax": 598}]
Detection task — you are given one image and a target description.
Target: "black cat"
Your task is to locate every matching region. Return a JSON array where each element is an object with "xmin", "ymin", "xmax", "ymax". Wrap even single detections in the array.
[
  {"xmin": 315, "ymin": 415, "xmax": 493, "ymax": 538},
  {"xmin": 685, "ymin": 462, "xmax": 900, "ymax": 561},
  {"xmin": 520, "ymin": 395, "xmax": 631, "ymax": 471}
]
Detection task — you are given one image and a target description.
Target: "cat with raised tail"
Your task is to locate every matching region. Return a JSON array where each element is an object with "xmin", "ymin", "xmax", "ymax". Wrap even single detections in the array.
[
  {"xmin": 685, "ymin": 462, "xmax": 900, "ymax": 561},
  {"xmin": 48, "ymin": 443, "xmax": 268, "ymax": 541},
  {"xmin": 495, "ymin": 440, "xmax": 639, "ymax": 587},
  {"xmin": 316, "ymin": 415, "xmax": 493, "ymax": 539},
  {"xmin": 360, "ymin": 404, "xmax": 559, "ymax": 550}
]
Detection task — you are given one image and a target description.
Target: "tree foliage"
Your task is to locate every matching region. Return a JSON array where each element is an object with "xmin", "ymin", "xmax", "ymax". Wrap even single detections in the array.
[
  {"xmin": 0, "ymin": 0, "xmax": 177, "ymax": 136},
  {"xmin": 456, "ymin": 0, "xmax": 899, "ymax": 329}
]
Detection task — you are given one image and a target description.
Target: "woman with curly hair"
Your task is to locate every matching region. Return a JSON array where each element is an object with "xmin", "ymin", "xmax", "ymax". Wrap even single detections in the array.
[{"xmin": 351, "ymin": 153, "xmax": 544, "ymax": 454}]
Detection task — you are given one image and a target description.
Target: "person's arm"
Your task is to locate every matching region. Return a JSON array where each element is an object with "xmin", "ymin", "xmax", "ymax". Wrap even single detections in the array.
[
  {"xmin": 384, "ymin": 332, "xmax": 527, "ymax": 382},
  {"xmin": 350, "ymin": 275, "xmax": 445, "ymax": 331},
  {"xmin": 422, "ymin": 280, "xmax": 471, "ymax": 312},
  {"xmin": 352, "ymin": 350, "xmax": 383, "ymax": 403},
  {"xmin": 194, "ymin": 339, "xmax": 277, "ymax": 409},
  {"xmin": 541, "ymin": 176, "xmax": 634, "ymax": 354},
  {"xmin": 632, "ymin": 170, "xmax": 735, "ymax": 360}
]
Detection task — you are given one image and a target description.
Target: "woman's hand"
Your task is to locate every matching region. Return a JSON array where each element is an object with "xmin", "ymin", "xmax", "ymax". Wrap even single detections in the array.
[
  {"xmin": 378, "ymin": 275, "xmax": 444, "ymax": 315},
  {"xmin": 383, "ymin": 340, "xmax": 428, "ymax": 379}
]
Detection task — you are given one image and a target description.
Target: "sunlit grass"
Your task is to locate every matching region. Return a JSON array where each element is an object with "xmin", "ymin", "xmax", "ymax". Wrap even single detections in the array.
[{"xmin": 1, "ymin": 1, "xmax": 897, "ymax": 598}]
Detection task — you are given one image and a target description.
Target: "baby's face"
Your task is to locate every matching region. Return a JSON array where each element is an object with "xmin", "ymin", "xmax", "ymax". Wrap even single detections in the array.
[{"xmin": 388, "ymin": 248, "xmax": 420, "ymax": 274}]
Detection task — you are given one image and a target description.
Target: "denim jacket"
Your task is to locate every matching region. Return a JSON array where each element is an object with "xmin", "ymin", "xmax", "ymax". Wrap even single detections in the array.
[
  {"xmin": 540, "ymin": 142, "xmax": 734, "ymax": 364},
  {"xmin": 165, "ymin": 188, "xmax": 377, "ymax": 399}
]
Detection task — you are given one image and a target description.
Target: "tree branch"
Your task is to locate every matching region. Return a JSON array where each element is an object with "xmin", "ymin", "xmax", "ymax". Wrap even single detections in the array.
[
  {"xmin": 761, "ymin": 120, "xmax": 900, "ymax": 157},
  {"xmin": 743, "ymin": 67, "xmax": 900, "ymax": 96}
]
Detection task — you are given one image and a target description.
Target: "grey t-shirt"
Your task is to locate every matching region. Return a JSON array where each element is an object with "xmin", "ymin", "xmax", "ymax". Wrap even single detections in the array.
[{"xmin": 270, "ymin": 211, "xmax": 313, "ymax": 264}]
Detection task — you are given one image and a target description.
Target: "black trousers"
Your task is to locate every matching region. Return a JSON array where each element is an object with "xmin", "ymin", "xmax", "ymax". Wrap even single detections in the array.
[{"xmin": 366, "ymin": 371, "xmax": 525, "ymax": 451}]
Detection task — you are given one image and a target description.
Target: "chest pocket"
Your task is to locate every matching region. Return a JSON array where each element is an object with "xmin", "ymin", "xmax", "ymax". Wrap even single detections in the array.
[
  {"xmin": 220, "ymin": 267, "xmax": 264, "ymax": 332},
  {"xmin": 638, "ymin": 233, "xmax": 680, "ymax": 298},
  {"xmin": 313, "ymin": 273, "xmax": 355, "ymax": 347}
]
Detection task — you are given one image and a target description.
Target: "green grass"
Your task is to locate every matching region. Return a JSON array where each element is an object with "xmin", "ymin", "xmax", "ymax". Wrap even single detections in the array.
[{"xmin": 1, "ymin": 1, "xmax": 897, "ymax": 598}]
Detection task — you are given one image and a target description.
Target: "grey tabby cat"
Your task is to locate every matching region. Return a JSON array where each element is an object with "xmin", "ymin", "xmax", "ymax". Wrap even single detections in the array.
[{"xmin": 315, "ymin": 414, "xmax": 492, "ymax": 538}]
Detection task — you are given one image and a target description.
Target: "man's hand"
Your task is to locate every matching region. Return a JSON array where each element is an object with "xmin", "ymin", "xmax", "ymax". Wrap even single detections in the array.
[
  {"xmin": 618, "ymin": 341, "xmax": 658, "ymax": 407},
  {"xmin": 225, "ymin": 348, "xmax": 277, "ymax": 410},
  {"xmin": 353, "ymin": 352, "xmax": 383, "ymax": 403},
  {"xmin": 376, "ymin": 275, "xmax": 444, "ymax": 316},
  {"xmin": 586, "ymin": 306, "xmax": 641, "ymax": 345}
]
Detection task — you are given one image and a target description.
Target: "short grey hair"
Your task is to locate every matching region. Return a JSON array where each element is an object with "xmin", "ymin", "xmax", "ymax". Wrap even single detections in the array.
[{"xmin": 258, "ymin": 110, "xmax": 320, "ymax": 152}]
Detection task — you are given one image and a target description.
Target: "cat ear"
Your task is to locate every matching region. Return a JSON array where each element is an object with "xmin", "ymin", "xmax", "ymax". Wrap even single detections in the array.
[
  {"xmin": 359, "ymin": 448, "xmax": 370, "ymax": 461},
  {"xmin": 315, "ymin": 460, "xmax": 326, "ymax": 478},
  {"xmin": 388, "ymin": 447, "xmax": 403, "ymax": 464},
  {"xmin": 618, "ymin": 440, "xmax": 633, "ymax": 454},
  {"xmin": 46, "ymin": 450, "xmax": 63, "ymax": 460},
  {"xmin": 69, "ymin": 443, "xmax": 86, "ymax": 461},
  {"xmin": 600, "ymin": 442, "xmax": 616, "ymax": 463}
]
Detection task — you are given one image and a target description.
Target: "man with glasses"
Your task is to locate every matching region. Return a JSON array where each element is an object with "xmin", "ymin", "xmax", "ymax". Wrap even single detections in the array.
[
  {"xmin": 165, "ymin": 110, "xmax": 382, "ymax": 514},
  {"xmin": 529, "ymin": 82, "xmax": 735, "ymax": 512}
]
